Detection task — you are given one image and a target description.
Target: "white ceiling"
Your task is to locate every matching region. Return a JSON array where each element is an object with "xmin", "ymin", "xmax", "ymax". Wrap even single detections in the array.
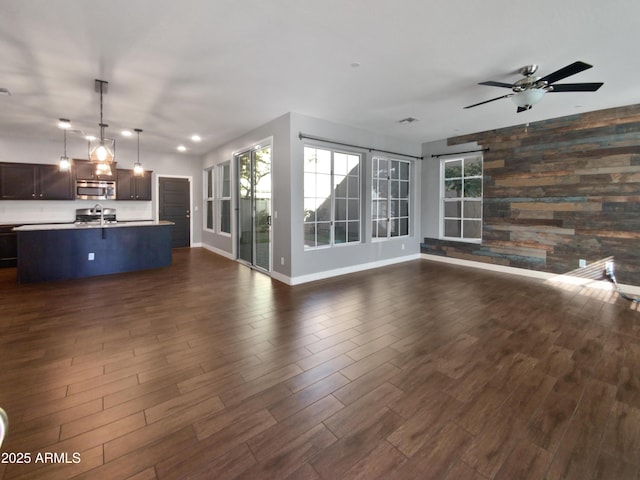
[{"xmin": 1, "ymin": 0, "xmax": 639, "ymax": 157}]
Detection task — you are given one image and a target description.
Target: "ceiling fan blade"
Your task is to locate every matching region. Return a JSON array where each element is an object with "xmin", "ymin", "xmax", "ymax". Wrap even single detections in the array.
[
  {"xmin": 464, "ymin": 94, "xmax": 513, "ymax": 109},
  {"xmin": 538, "ymin": 61, "xmax": 592, "ymax": 85},
  {"xmin": 548, "ymin": 82, "xmax": 604, "ymax": 92},
  {"xmin": 479, "ymin": 81, "xmax": 514, "ymax": 89}
]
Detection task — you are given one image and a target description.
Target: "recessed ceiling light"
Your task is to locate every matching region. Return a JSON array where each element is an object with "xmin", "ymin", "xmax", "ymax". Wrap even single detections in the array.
[
  {"xmin": 350, "ymin": 62, "xmax": 361, "ymax": 68},
  {"xmin": 177, "ymin": 145, "xmax": 187, "ymax": 152},
  {"xmin": 57, "ymin": 118, "xmax": 71, "ymax": 129},
  {"xmin": 121, "ymin": 130, "xmax": 132, "ymax": 137},
  {"xmin": 85, "ymin": 135, "xmax": 96, "ymax": 141},
  {"xmin": 191, "ymin": 134, "xmax": 201, "ymax": 142}
]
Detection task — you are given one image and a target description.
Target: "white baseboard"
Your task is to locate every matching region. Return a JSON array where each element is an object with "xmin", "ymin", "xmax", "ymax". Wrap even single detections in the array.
[
  {"xmin": 421, "ymin": 253, "xmax": 640, "ymax": 296},
  {"xmin": 280, "ymin": 254, "xmax": 422, "ymax": 286},
  {"xmin": 200, "ymin": 243, "xmax": 235, "ymax": 260}
]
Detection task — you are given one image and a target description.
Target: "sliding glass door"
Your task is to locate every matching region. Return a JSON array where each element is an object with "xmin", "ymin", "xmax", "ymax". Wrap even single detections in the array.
[{"xmin": 236, "ymin": 145, "xmax": 271, "ymax": 272}]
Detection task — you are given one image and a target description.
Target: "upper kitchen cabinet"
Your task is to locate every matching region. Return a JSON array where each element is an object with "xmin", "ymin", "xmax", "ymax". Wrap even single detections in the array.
[
  {"xmin": 116, "ymin": 169, "xmax": 152, "ymax": 200},
  {"xmin": 0, "ymin": 163, "xmax": 74, "ymax": 200},
  {"xmin": 74, "ymin": 159, "xmax": 117, "ymax": 180}
]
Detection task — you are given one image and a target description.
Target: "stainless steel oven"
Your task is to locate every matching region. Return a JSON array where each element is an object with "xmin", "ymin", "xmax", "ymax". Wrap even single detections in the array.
[{"xmin": 75, "ymin": 180, "xmax": 116, "ymax": 200}]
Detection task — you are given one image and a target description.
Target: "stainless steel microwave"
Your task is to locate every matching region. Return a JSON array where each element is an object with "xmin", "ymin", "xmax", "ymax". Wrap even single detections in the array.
[{"xmin": 75, "ymin": 180, "xmax": 116, "ymax": 200}]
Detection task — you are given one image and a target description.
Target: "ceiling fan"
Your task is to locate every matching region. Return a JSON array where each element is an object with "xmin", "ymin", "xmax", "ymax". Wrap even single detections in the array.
[{"xmin": 464, "ymin": 61, "xmax": 604, "ymax": 113}]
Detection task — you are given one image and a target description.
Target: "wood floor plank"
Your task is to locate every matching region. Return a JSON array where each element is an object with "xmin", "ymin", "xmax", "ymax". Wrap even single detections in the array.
[
  {"xmin": 323, "ymin": 383, "xmax": 403, "ymax": 438},
  {"xmin": 526, "ymin": 391, "xmax": 578, "ymax": 453},
  {"xmin": 492, "ymin": 438, "xmax": 552, "ymax": 480},
  {"xmin": 311, "ymin": 408, "xmax": 403, "ymax": 478},
  {"xmin": 239, "ymin": 424, "xmax": 337, "ymax": 479},
  {"xmin": 269, "ymin": 372, "xmax": 350, "ymax": 422},
  {"xmin": 599, "ymin": 401, "xmax": 640, "ymax": 465},
  {"xmin": 103, "ymin": 395, "xmax": 224, "ymax": 463},
  {"xmin": 387, "ymin": 421, "xmax": 473, "ymax": 480},
  {"xmin": 2, "ymin": 248, "xmax": 639, "ymax": 479},
  {"xmin": 156, "ymin": 442, "xmax": 255, "ymax": 480},
  {"xmin": 462, "ymin": 412, "xmax": 526, "ymax": 479},
  {"xmin": 339, "ymin": 441, "xmax": 406, "ymax": 479},
  {"xmin": 247, "ymin": 395, "xmax": 343, "ymax": 462},
  {"xmin": 388, "ymin": 390, "xmax": 463, "ymax": 457}
]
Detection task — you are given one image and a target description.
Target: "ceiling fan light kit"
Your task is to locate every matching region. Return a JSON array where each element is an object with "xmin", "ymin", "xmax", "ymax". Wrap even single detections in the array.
[
  {"xmin": 511, "ymin": 88, "xmax": 547, "ymax": 111},
  {"xmin": 464, "ymin": 61, "xmax": 604, "ymax": 113}
]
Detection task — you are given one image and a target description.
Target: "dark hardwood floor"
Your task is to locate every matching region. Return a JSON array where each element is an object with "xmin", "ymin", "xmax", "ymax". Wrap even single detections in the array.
[{"xmin": 0, "ymin": 248, "xmax": 639, "ymax": 479}]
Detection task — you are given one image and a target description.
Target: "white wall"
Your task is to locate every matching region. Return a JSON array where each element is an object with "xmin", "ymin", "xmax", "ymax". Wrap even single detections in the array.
[{"xmin": 0, "ymin": 137, "xmax": 203, "ymax": 243}]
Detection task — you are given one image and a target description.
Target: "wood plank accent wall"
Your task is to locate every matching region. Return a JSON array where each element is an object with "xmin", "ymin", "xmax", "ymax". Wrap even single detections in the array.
[{"xmin": 422, "ymin": 104, "xmax": 640, "ymax": 285}]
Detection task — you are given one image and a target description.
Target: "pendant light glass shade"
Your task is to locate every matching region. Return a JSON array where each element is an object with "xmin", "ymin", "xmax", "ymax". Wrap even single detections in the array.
[
  {"xmin": 59, "ymin": 156, "xmax": 71, "ymax": 172},
  {"xmin": 133, "ymin": 128, "xmax": 144, "ymax": 176},
  {"xmin": 89, "ymin": 138, "xmax": 115, "ymax": 164},
  {"xmin": 89, "ymin": 79, "xmax": 115, "ymax": 174},
  {"xmin": 58, "ymin": 118, "xmax": 72, "ymax": 172}
]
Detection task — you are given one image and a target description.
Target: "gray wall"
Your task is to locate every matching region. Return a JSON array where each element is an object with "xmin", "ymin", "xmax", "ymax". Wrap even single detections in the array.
[
  {"xmin": 201, "ymin": 113, "xmax": 292, "ymax": 274},
  {"xmin": 421, "ymin": 139, "xmax": 480, "ymax": 240},
  {"xmin": 199, "ymin": 112, "xmax": 423, "ymax": 283},
  {"xmin": 289, "ymin": 113, "xmax": 423, "ymax": 280}
]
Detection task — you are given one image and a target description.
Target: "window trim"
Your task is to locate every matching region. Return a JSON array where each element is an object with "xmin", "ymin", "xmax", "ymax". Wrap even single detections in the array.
[
  {"xmin": 439, "ymin": 155, "xmax": 483, "ymax": 243},
  {"xmin": 371, "ymin": 156, "xmax": 411, "ymax": 241},
  {"xmin": 218, "ymin": 161, "xmax": 232, "ymax": 236},
  {"xmin": 303, "ymin": 145, "xmax": 362, "ymax": 249},
  {"xmin": 204, "ymin": 167, "xmax": 215, "ymax": 232}
]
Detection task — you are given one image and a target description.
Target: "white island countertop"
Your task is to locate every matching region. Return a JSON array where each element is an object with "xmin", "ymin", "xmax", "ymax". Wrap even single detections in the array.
[{"xmin": 13, "ymin": 220, "xmax": 174, "ymax": 231}]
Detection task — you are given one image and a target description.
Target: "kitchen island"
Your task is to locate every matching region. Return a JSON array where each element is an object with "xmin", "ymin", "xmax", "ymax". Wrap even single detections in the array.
[{"xmin": 14, "ymin": 221, "xmax": 174, "ymax": 283}]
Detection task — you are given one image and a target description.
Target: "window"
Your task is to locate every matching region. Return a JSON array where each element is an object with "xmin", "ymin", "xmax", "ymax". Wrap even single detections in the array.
[
  {"xmin": 372, "ymin": 157, "xmax": 410, "ymax": 239},
  {"xmin": 304, "ymin": 146, "xmax": 360, "ymax": 248},
  {"xmin": 219, "ymin": 162, "xmax": 231, "ymax": 234},
  {"xmin": 204, "ymin": 168, "xmax": 214, "ymax": 231},
  {"xmin": 441, "ymin": 156, "xmax": 482, "ymax": 241}
]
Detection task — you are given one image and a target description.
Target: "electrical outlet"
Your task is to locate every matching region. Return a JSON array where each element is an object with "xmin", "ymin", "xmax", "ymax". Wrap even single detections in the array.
[
  {"xmin": 579, "ymin": 259, "xmax": 586, "ymax": 268},
  {"xmin": 401, "ymin": 243, "xmax": 405, "ymax": 250},
  {"xmin": 280, "ymin": 257, "xmax": 285, "ymax": 266},
  {"xmin": 88, "ymin": 253, "xmax": 95, "ymax": 261}
]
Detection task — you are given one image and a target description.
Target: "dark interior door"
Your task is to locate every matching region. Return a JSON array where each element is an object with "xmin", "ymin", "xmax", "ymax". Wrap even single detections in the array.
[{"xmin": 159, "ymin": 177, "xmax": 190, "ymax": 248}]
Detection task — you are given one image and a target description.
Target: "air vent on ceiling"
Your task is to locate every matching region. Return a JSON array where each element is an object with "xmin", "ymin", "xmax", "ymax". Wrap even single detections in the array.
[{"xmin": 398, "ymin": 117, "xmax": 418, "ymax": 124}]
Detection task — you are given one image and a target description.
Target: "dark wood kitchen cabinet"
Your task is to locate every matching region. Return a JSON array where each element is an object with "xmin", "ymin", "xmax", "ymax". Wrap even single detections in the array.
[
  {"xmin": 74, "ymin": 159, "xmax": 118, "ymax": 180},
  {"xmin": 0, "ymin": 163, "xmax": 73, "ymax": 200},
  {"xmin": 116, "ymin": 169, "xmax": 152, "ymax": 200}
]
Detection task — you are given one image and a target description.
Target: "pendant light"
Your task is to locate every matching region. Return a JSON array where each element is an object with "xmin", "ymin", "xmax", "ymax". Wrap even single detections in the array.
[
  {"xmin": 58, "ymin": 118, "xmax": 72, "ymax": 172},
  {"xmin": 133, "ymin": 128, "xmax": 144, "ymax": 176},
  {"xmin": 88, "ymin": 79, "xmax": 115, "ymax": 175}
]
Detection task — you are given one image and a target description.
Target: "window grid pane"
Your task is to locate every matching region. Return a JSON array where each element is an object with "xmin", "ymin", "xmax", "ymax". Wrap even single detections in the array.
[
  {"xmin": 219, "ymin": 162, "xmax": 231, "ymax": 234},
  {"xmin": 441, "ymin": 156, "xmax": 483, "ymax": 241},
  {"xmin": 204, "ymin": 168, "xmax": 215, "ymax": 232},
  {"xmin": 372, "ymin": 157, "xmax": 410, "ymax": 239},
  {"xmin": 304, "ymin": 147, "xmax": 361, "ymax": 248}
]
